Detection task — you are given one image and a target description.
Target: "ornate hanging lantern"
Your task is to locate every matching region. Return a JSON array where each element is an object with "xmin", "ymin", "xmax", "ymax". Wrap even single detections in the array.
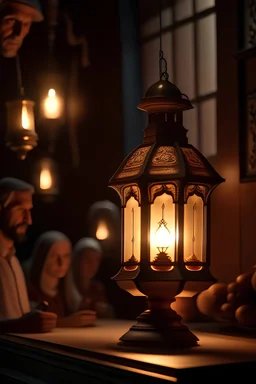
[
  {"xmin": 109, "ymin": 78, "xmax": 224, "ymax": 348},
  {"xmin": 109, "ymin": 4, "xmax": 224, "ymax": 348}
]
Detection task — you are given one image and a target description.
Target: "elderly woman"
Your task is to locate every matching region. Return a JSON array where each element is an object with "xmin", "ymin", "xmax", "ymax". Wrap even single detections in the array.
[
  {"xmin": 72, "ymin": 237, "xmax": 114, "ymax": 318},
  {"xmin": 26, "ymin": 231, "xmax": 96, "ymax": 327}
]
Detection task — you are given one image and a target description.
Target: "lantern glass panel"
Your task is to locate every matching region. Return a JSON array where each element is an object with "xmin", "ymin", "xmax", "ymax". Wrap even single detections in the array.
[
  {"xmin": 150, "ymin": 192, "xmax": 175, "ymax": 268},
  {"xmin": 123, "ymin": 196, "xmax": 141, "ymax": 265},
  {"xmin": 184, "ymin": 194, "xmax": 205, "ymax": 270},
  {"xmin": 6, "ymin": 100, "xmax": 35, "ymax": 134}
]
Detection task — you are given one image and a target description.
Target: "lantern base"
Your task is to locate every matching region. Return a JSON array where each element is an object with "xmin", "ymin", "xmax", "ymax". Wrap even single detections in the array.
[{"xmin": 118, "ymin": 307, "xmax": 199, "ymax": 349}]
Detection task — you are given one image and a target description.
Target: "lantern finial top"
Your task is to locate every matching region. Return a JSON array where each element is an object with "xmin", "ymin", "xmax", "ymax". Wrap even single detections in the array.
[
  {"xmin": 145, "ymin": 79, "xmax": 181, "ymax": 99},
  {"xmin": 138, "ymin": 79, "xmax": 193, "ymax": 114}
]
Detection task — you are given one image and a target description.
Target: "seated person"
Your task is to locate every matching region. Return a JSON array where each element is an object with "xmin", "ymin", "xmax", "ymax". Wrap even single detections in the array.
[
  {"xmin": 0, "ymin": 177, "xmax": 56, "ymax": 333},
  {"xmin": 26, "ymin": 230, "xmax": 96, "ymax": 327},
  {"xmin": 72, "ymin": 237, "xmax": 114, "ymax": 318}
]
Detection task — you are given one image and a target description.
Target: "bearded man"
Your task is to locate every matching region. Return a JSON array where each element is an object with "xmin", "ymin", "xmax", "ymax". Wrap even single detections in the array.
[{"xmin": 0, "ymin": 177, "xmax": 57, "ymax": 333}]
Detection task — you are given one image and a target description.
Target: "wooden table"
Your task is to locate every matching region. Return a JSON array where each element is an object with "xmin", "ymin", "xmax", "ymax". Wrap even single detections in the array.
[{"xmin": 0, "ymin": 320, "xmax": 255, "ymax": 384}]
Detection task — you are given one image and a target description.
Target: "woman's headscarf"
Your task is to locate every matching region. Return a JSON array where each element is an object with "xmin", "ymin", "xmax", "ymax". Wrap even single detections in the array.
[
  {"xmin": 72, "ymin": 237, "xmax": 102, "ymax": 278},
  {"xmin": 73, "ymin": 237, "xmax": 102, "ymax": 258},
  {"xmin": 29, "ymin": 231, "xmax": 70, "ymax": 286},
  {"xmin": 27, "ymin": 230, "xmax": 82, "ymax": 313}
]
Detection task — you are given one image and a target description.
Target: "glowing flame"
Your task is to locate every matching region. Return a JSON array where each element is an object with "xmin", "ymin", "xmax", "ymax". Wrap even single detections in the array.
[
  {"xmin": 43, "ymin": 88, "xmax": 63, "ymax": 119},
  {"xmin": 96, "ymin": 221, "xmax": 109, "ymax": 240},
  {"xmin": 40, "ymin": 168, "xmax": 52, "ymax": 190},
  {"xmin": 49, "ymin": 89, "xmax": 56, "ymax": 97},
  {"xmin": 21, "ymin": 105, "xmax": 30, "ymax": 129},
  {"xmin": 155, "ymin": 224, "xmax": 171, "ymax": 251}
]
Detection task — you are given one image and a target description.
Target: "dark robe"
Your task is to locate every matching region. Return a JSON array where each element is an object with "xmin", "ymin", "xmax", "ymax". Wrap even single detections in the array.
[
  {"xmin": 79, "ymin": 279, "xmax": 107, "ymax": 312},
  {"xmin": 27, "ymin": 283, "xmax": 68, "ymax": 318}
]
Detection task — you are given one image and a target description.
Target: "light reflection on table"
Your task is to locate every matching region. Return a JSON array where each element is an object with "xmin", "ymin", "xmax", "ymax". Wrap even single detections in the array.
[{"xmin": 10, "ymin": 320, "xmax": 256, "ymax": 370}]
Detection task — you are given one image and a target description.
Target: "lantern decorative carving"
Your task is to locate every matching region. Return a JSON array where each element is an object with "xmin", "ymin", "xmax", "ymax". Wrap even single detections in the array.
[{"xmin": 109, "ymin": 79, "xmax": 224, "ymax": 348}]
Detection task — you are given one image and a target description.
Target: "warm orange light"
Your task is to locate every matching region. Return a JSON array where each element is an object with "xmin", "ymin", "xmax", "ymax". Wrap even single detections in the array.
[
  {"xmin": 184, "ymin": 195, "xmax": 204, "ymax": 271},
  {"xmin": 96, "ymin": 221, "xmax": 109, "ymax": 240},
  {"xmin": 150, "ymin": 194, "xmax": 175, "ymax": 260},
  {"xmin": 42, "ymin": 88, "xmax": 63, "ymax": 119},
  {"xmin": 21, "ymin": 105, "xmax": 30, "ymax": 129},
  {"xmin": 155, "ymin": 214, "xmax": 171, "ymax": 252},
  {"xmin": 40, "ymin": 168, "xmax": 52, "ymax": 190},
  {"xmin": 124, "ymin": 196, "xmax": 141, "ymax": 264}
]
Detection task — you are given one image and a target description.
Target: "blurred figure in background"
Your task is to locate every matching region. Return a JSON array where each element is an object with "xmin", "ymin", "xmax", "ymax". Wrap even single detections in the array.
[
  {"xmin": 72, "ymin": 237, "xmax": 114, "ymax": 318},
  {"xmin": 26, "ymin": 230, "xmax": 96, "ymax": 327},
  {"xmin": 87, "ymin": 200, "xmax": 147, "ymax": 320},
  {"xmin": 88, "ymin": 200, "xmax": 120, "ymax": 247}
]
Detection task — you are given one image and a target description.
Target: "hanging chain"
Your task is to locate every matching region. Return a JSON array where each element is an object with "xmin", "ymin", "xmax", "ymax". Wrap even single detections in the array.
[
  {"xmin": 48, "ymin": 0, "xmax": 59, "ymax": 54},
  {"xmin": 159, "ymin": 0, "xmax": 169, "ymax": 81},
  {"xmin": 15, "ymin": 55, "xmax": 24, "ymax": 97}
]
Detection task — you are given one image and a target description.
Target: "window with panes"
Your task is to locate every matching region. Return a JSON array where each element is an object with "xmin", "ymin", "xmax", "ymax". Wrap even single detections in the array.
[{"xmin": 140, "ymin": 0, "xmax": 217, "ymax": 159}]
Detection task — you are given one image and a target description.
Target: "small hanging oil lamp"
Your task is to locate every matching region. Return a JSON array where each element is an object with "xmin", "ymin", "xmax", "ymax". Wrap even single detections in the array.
[{"xmin": 5, "ymin": 55, "xmax": 38, "ymax": 160}]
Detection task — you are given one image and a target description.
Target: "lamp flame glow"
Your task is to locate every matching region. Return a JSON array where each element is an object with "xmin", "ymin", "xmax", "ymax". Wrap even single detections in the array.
[
  {"xmin": 155, "ymin": 204, "xmax": 173, "ymax": 253},
  {"xmin": 40, "ymin": 168, "xmax": 52, "ymax": 190},
  {"xmin": 43, "ymin": 88, "xmax": 63, "ymax": 119},
  {"xmin": 21, "ymin": 105, "xmax": 30, "ymax": 129},
  {"xmin": 155, "ymin": 223, "xmax": 171, "ymax": 253},
  {"xmin": 96, "ymin": 221, "xmax": 109, "ymax": 240}
]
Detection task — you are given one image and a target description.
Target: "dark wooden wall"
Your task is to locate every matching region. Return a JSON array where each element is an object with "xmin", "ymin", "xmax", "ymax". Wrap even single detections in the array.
[
  {"xmin": 0, "ymin": 0, "xmax": 148, "ymax": 319},
  {"xmin": 210, "ymin": 0, "xmax": 255, "ymax": 282},
  {"xmin": 0, "ymin": 0, "xmax": 124, "ymax": 254}
]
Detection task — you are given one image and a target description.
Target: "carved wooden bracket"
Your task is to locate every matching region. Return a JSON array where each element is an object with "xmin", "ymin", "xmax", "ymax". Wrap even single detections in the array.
[{"xmin": 63, "ymin": 13, "xmax": 90, "ymax": 69}]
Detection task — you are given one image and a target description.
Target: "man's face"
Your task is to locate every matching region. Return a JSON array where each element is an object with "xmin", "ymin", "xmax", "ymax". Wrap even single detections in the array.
[
  {"xmin": 0, "ymin": 6, "xmax": 32, "ymax": 57},
  {"xmin": 0, "ymin": 190, "xmax": 33, "ymax": 242}
]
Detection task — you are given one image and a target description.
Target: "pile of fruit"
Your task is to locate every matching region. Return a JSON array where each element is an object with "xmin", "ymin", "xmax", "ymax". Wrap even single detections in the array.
[{"xmin": 196, "ymin": 267, "xmax": 256, "ymax": 328}]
